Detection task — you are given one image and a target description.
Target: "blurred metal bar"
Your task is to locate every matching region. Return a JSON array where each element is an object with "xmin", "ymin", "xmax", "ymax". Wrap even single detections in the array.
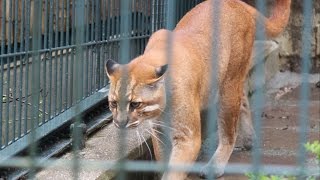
[
  {"xmin": 17, "ymin": 0, "xmax": 26, "ymax": 138},
  {"xmin": 42, "ymin": 0, "xmax": 49, "ymax": 124},
  {"xmin": 29, "ymin": 0, "xmax": 43, "ymax": 178},
  {"xmin": 161, "ymin": 0, "xmax": 175, "ymax": 174},
  {"xmin": 116, "ymin": 1, "xmax": 132, "ymax": 179},
  {"xmin": 298, "ymin": 0, "xmax": 313, "ymax": 177},
  {"xmin": 0, "ymin": 0, "xmax": 5, "ymax": 148},
  {"xmin": 205, "ymin": 0, "xmax": 221, "ymax": 178},
  {"xmin": 48, "ymin": 0, "xmax": 54, "ymax": 120},
  {"xmin": 72, "ymin": 0, "xmax": 86, "ymax": 179},
  {"xmin": 2, "ymin": 157, "xmax": 319, "ymax": 177},
  {"xmin": 59, "ymin": 0, "xmax": 65, "ymax": 113},
  {"xmin": 95, "ymin": 0, "xmax": 101, "ymax": 90},
  {"xmin": 23, "ymin": 0, "xmax": 31, "ymax": 135},
  {"xmin": 5, "ymin": 0, "xmax": 13, "ymax": 146},
  {"xmin": 251, "ymin": 0, "xmax": 266, "ymax": 176},
  {"xmin": 12, "ymin": 0, "xmax": 19, "ymax": 141},
  {"xmin": 64, "ymin": 0, "xmax": 70, "ymax": 111},
  {"xmin": 54, "ymin": 0, "xmax": 59, "ymax": 116}
]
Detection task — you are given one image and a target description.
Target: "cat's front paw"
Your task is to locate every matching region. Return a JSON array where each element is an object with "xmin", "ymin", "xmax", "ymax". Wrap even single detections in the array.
[{"xmin": 199, "ymin": 163, "xmax": 224, "ymax": 179}]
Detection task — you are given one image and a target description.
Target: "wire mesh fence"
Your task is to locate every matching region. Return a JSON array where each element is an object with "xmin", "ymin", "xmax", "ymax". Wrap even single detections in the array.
[{"xmin": 0, "ymin": 0, "xmax": 319, "ymax": 179}]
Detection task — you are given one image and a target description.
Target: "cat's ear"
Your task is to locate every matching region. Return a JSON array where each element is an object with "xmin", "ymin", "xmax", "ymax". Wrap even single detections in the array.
[
  {"xmin": 155, "ymin": 64, "xmax": 168, "ymax": 79},
  {"xmin": 105, "ymin": 59, "xmax": 120, "ymax": 78}
]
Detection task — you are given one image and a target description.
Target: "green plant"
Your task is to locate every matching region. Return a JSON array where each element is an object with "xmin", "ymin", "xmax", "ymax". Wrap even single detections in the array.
[
  {"xmin": 245, "ymin": 141, "xmax": 320, "ymax": 180},
  {"xmin": 245, "ymin": 173, "xmax": 289, "ymax": 180},
  {"xmin": 305, "ymin": 141, "xmax": 320, "ymax": 161}
]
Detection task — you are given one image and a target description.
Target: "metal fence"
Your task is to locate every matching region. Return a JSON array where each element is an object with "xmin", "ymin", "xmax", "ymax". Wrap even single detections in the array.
[
  {"xmin": 0, "ymin": 0, "xmax": 166, "ymax": 161},
  {"xmin": 0, "ymin": 0, "xmax": 319, "ymax": 179}
]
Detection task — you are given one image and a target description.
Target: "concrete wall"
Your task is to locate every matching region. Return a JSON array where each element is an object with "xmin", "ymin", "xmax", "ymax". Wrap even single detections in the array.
[{"xmin": 243, "ymin": 0, "xmax": 320, "ymax": 73}]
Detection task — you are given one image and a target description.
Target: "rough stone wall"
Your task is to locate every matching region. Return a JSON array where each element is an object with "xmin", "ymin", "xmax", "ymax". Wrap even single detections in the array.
[{"xmin": 243, "ymin": 0, "xmax": 320, "ymax": 73}]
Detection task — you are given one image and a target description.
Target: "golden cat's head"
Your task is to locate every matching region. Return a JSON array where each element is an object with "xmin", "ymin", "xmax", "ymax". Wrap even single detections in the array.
[{"xmin": 105, "ymin": 59, "xmax": 168, "ymax": 129}]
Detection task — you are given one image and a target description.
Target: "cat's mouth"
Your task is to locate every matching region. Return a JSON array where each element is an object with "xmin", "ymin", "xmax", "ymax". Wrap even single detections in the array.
[
  {"xmin": 113, "ymin": 120, "xmax": 141, "ymax": 129},
  {"xmin": 126, "ymin": 121, "xmax": 141, "ymax": 128}
]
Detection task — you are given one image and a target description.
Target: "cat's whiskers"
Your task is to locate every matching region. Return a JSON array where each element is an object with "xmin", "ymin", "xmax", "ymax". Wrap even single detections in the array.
[
  {"xmin": 146, "ymin": 129, "xmax": 167, "ymax": 148},
  {"xmin": 157, "ymin": 105, "xmax": 183, "ymax": 115},
  {"xmin": 150, "ymin": 121, "xmax": 177, "ymax": 132},
  {"xmin": 141, "ymin": 130, "xmax": 153, "ymax": 160},
  {"xmin": 152, "ymin": 128, "xmax": 166, "ymax": 137},
  {"xmin": 136, "ymin": 131, "xmax": 143, "ymax": 156}
]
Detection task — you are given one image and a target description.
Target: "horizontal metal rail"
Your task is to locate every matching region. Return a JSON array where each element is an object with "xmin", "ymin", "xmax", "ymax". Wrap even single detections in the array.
[
  {"xmin": 0, "ymin": 35, "xmax": 150, "ymax": 59},
  {"xmin": 0, "ymin": 158, "xmax": 319, "ymax": 177}
]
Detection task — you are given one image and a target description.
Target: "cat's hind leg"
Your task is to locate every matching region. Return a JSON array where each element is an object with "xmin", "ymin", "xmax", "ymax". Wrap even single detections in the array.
[
  {"xmin": 238, "ymin": 90, "xmax": 255, "ymax": 150},
  {"xmin": 200, "ymin": 79, "xmax": 242, "ymax": 178}
]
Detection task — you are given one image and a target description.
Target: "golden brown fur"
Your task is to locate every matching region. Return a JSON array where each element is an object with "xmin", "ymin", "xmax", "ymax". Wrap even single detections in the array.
[{"xmin": 105, "ymin": 0, "xmax": 291, "ymax": 179}]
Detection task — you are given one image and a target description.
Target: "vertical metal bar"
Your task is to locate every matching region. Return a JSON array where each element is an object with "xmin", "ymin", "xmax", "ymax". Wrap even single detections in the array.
[
  {"xmin": 54, "ymin": 0, "xmax": 59, "ymax": 115},
  {"xmin": 5, "ymin": 0, "xmax": 13, "ymax": 146},
  {"xmin": 12, "ymin": 0, "xmax": 20, "ymax": 141},
  {"xmin": 109, "ymin": 0, "xmax": 114, "ymax": 81},
  {"xmin": 107, "ymin": 0, "xmax": 111, "ymax": 40},
  {"xmin": 17, "ymin": 0, "xmax": 26, "ymax": 138},
  {"xmin": 138, "ymin": 0, "xmax": 142, "ymax": 36},
  {"xmin": 102, "ymin": 0, "xmax": 106, "ymax": 41},
  {"xmin": 84, "ymin": 0, "xmax": 95, "ymax": 97},
  {"xmin": 298, "ymin": 0, "xmax": 313, "ymax": 177},
  {"xmin": 69, "ymin": 1, "xmax": 75, "ymax": 105},
  {"xmin": 102, "ymin": 0, "xmax": 108, "ymax": 87},
  {"xmin": 132, "ymin": 0, "xmax": 136, "ymax": 36},
  {"xmin": 95, "ymin": 0, "xmax": 101, "ymax": 91},
  {"xmin": 205, "ymin": 0, "xmax": 221, "ymax": 178},
  {"xmin": 151, "ymin": 0, "xmax": 155, "ymax": 32},
  {"xmin": 24, "ymin": 0, "xmax": 31, "ymax": 134},
  {"xmin": 84, "ymin": 0, "xmax": 89, "ymax": 97},
  {"xmin": 160, "ymin": 0, "xmax": 165, "ymax": 28},
  {"xmin": 73, "ymin": 0, "xmax": 85, "ymax": 179},
  {"xmin": 176, "ymin": 0, "xmax": 180, "ymax": 24},
  {"xmin": 139, "ymin": 0, "xmax": 143, "ymax": 56},
  {"xmin": 160, "ymin": 0, "xmax": 176, "ymax": 175},
  {"xmin": 91, "ymin": 0, "xmax": 94, "ymax": 41},
  {"xmin": 59, "ymin": 0, "xmax": 65, "ymax": 112},
  {"xmin": 55, "ymin": 0, "xmax": 59, "ymax": 48},
  {"xmin": 143, "ymin": 0, "xmax": 148, "ymax": 35},
  {"xmin": 29, "ymin": 0, "xmax": 42, "ymax": 177},
  {"xmin": 157, "ymin": 0, "xmax": 161, "ymax": 30},
  {"xmin": 109, "ymin": 0, "xmax": 113, "ymax": 39},
  {"xmin": 116, "ymin": 1, "xmax": 132, "ymax": 179},
  {"xmin": 65, "ymin": 0, "xmax": 70, "ymax": 110},
  {"xmin": 0, "ymin": 0, "xmax": 5, "ymax": 147},
  {"xmin": 160, "ymin": 0, "xmax": 163, "ymax": 29},
  {"xmin": 44, "ymin": 0, "xmax": 49, "ymax": 49},
  {"xmin": 48, "ymin": 0, "xmax": 54, "ymax": 120},
  {"xmin": 251, "ymin": 0, "xmax": 266, "ymax": 176},
  {"xmin": 89, "ymin": 0, "xmax": 95, "ymax": 94},
  {"xmin": 116, "ymin": 0, "xmax": 120, "ymax": 39},
  {"xmin": 156, "ymin": 0, "xmax": 160, "ymax": 31},
  {"xmin": 42, "ymin": 0, "xmax": 49, "ymax": 124}
]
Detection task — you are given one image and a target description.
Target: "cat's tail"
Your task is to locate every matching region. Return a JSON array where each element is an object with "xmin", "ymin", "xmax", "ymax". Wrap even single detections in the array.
[{"xmin": 239, "ymin": 0, "xmax": 291, "ymax": 38}]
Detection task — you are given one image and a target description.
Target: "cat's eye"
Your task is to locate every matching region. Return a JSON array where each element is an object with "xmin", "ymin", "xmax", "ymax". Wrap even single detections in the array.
[
  {"xmin": 109, "ymin": 101, "xmax": 117, "ymax": 108},
  {"xmin": 130, "ymin": 102, "xmax": 141, "ymax": 109}
]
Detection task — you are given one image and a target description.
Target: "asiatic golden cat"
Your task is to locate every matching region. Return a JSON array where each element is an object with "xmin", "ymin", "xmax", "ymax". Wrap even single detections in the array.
[{"xmin": 105, "ymin": 0, "xmax": 291, "ymax": 179}]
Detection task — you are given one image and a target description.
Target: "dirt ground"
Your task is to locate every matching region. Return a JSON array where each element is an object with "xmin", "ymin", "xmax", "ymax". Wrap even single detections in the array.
[{"xmin": 187, "ymin": 81, "xmax": 320, "ymax": 180}]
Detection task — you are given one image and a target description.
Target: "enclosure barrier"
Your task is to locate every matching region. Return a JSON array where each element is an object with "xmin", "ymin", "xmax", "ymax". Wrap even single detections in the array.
[{"xmin": 0, "ymin": 0, "xmax": 318, "ymax": 179}]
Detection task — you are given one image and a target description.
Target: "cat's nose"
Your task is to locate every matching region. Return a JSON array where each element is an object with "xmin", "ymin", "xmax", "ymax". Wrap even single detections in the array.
[{"xmin": 113, "ymin": 118, "xmax": 129, "ymax": 129}]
